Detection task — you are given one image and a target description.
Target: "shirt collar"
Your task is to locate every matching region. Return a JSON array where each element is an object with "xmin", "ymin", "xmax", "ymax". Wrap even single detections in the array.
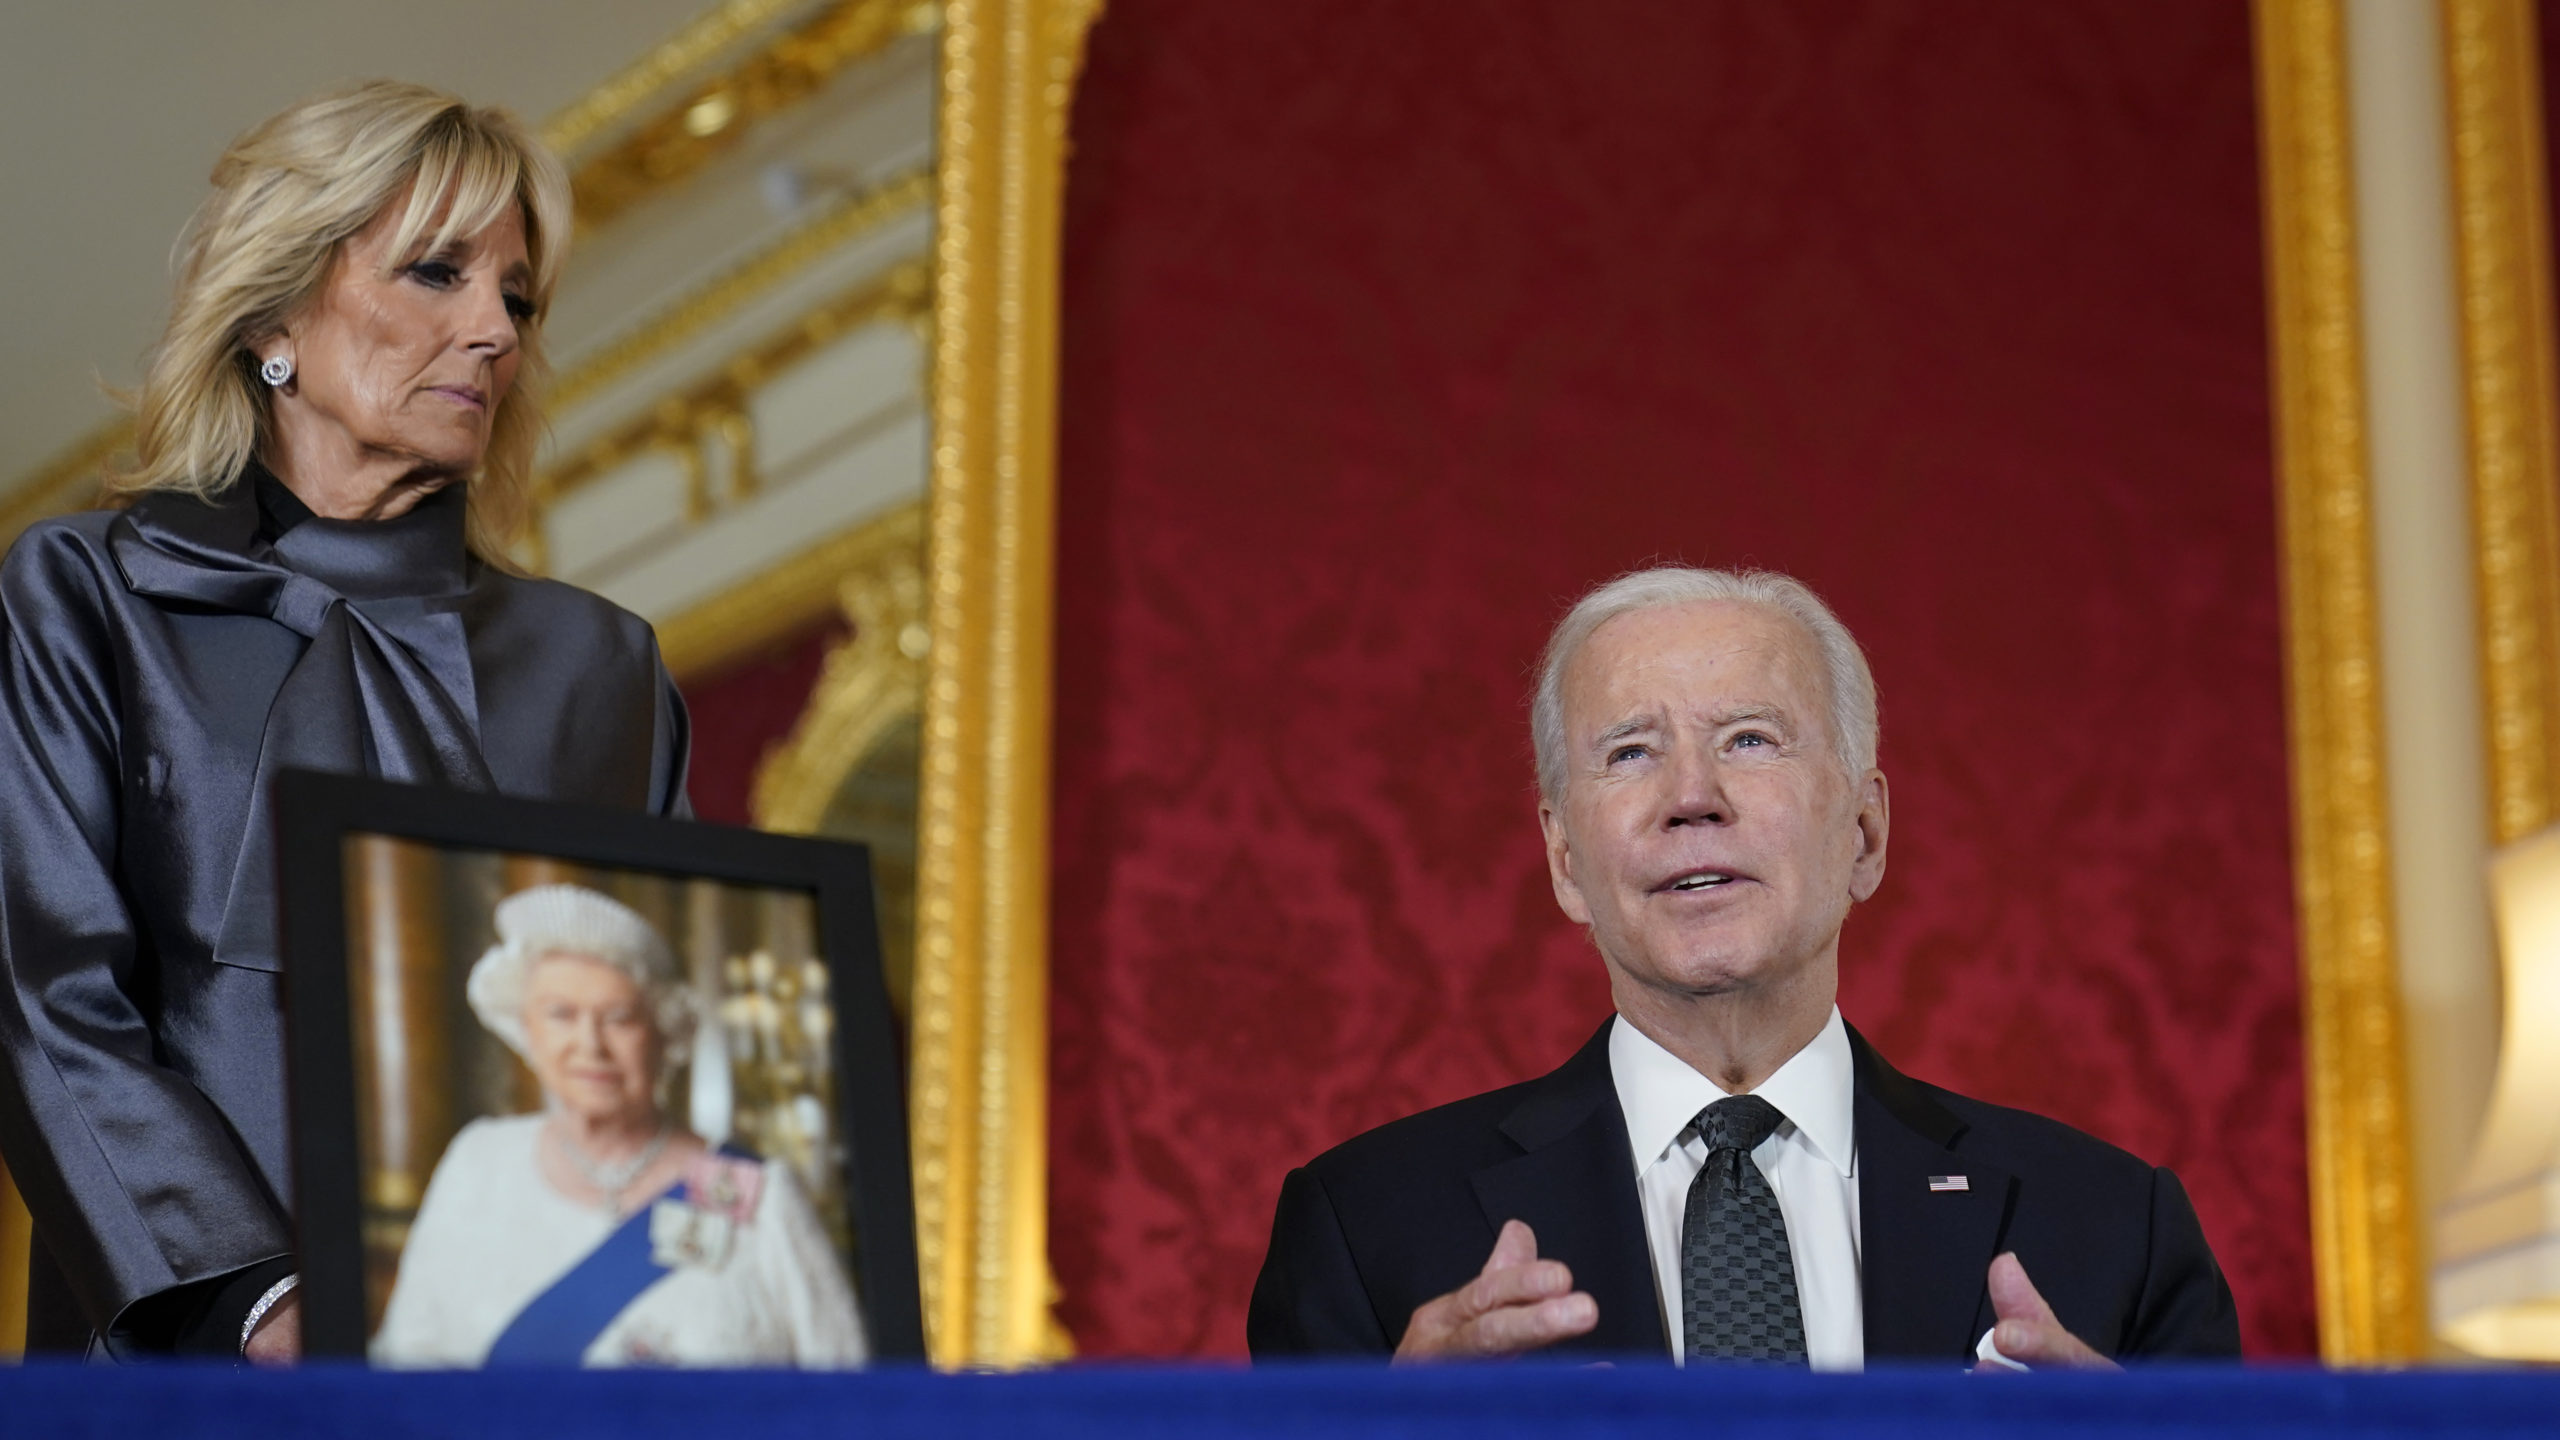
[
  {"xmin": 251, "ymin": 460, "xmax": 316, "ymax": 542},
  {"xmin": 1609, "ymin": 1006, "xmax": 1857, "ymax": 1179}
]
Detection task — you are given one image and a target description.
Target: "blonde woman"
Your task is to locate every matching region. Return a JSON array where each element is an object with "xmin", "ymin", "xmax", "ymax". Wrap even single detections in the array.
[{"xmin": 0, "ymin": 83, "xmax": 689, "ymax": 1364}]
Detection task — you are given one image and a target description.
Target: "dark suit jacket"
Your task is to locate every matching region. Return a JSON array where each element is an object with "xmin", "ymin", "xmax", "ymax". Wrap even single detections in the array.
[{"xmin": 1247, "ymin": 1018, "xmax": 2240, "ymax": 1362}]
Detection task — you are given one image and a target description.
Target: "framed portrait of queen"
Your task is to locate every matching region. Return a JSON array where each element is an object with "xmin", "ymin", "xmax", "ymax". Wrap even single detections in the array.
[{"xmin": 274, "ymin": 771, "xmax": 923, "ymax": 1366}]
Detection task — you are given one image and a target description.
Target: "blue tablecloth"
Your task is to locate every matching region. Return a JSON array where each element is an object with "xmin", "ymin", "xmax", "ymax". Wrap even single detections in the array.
[{"xmin": 2, "ymin": 1360, "xmax": 2553, "ymax": 1438}]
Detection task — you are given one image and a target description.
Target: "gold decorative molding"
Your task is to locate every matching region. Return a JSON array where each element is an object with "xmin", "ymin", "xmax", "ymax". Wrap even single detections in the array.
[
  {"xmin": 549, "ymin": 167, "xmax": 932, "ymax": 416},
  {"xmin": 541, "ymin": 0, "xmax": 819, "ymax": 159},
  {"xmin": 658, "ymin": 499, "xmax": 922, "ymax": 681},
  {"xmin": 2254, "ymin": 0, "xmax": 2428, "ymax": 1363},
  {"xmin": 750, "ymin": 500, "xmax": 928, "ymax": 829},
  {"xmin": 2443, "ymin": 0, "xmax": 2560, "ymax": 848},
  {"xmin": 912, "ymin": 0, "xmax": 1100, "ymax": 1368},
  {"xmin": 537, "ymin": 260, "xmax": 929, "ymax": 512},
  {"xmin": 526, "ymin": 258, "xmax": 927, "ymax": 578},
  {"xmin": 571, "ymin": 0, "xmax": 941, "ymax": 230}
]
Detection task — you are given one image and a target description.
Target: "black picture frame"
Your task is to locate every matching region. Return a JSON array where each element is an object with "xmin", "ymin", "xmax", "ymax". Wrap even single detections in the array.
[{"xmin": 274, "ymin": 769, "xmax": 924, "ymax": 1364}]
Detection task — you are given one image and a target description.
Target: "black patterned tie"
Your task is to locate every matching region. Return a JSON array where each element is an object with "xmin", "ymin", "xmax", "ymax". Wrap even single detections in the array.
[{"xmin": 1680, "ymin": 1094, "xmax": 1808, "ymax": 1363}]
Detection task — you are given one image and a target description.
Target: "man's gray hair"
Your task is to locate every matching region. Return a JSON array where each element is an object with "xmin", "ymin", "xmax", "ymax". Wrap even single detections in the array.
[{"xmin": 1531, "ymin": 566, "xmax": 1879, "ymax": 800}]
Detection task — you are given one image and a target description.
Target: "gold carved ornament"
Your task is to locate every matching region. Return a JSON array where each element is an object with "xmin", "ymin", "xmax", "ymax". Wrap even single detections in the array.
[
  {"xmin": 749, "ymin": 500, "xmax": 930, "ymax": 834},
  {"xmin": 908, "ymin": 0, "xmax": 1103, "ymax": 1368},
  {"xmin": 2252, "ymin": 0, "xmax": 2427, "ymax": 1362},
  {"xmin": 545, "ymin": 168, "xmax": 932, "ymax": 419},
  {"xmin": 744, "ymin": 500, "xmax": 931, "ymax": 1021},
  {"xmin": 542, "ymin": 0, "xmax": 824, "ymax": 158},
  {"xmin": 528, "ymin": 259, "xmax": 932, "ymax": 574},
  {"xmin": 659, "ymin": 500, "xmax": 927, "ymax": 686},
  {"xmin": 572, "ymin": 0, "xmax": 943, "ymax": 231}
]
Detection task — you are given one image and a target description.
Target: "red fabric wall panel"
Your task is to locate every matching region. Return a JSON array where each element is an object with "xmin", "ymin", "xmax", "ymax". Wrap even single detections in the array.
[
  {"xmin": 674, "ymin": 620, "xmax": 844, "ymax": 827},
  {"xmin": 1049, "ymin": 0, "xmax": 2312, "ymax": 1358},
  {"xmin": 2543, "ymin": 0, "xmax": 2560, "ymax": 278}
]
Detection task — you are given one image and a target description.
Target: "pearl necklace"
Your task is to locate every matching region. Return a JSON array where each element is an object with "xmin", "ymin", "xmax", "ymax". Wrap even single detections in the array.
[{"xmin": 552, "ymin": 1121, "xmax": 672, "ymax": 1213}]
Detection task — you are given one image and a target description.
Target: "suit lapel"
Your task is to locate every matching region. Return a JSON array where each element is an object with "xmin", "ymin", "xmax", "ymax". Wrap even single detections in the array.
[
  {"xmin": 1468, "ymin": 1021, "xmax": 1666, "ymax": 1356},
  {"xmin": 1852, "ymin": 1027, "xmax": 2017, "ymax": 1362}
]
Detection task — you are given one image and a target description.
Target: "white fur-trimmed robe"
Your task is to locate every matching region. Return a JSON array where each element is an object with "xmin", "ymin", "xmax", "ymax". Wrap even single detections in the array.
[{"xmin": 373, "ymin": 1115, "xmax": 866, "ymax": 1367}]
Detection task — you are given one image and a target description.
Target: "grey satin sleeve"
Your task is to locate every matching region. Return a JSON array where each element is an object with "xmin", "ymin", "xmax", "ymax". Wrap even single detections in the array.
[
  {"xmin": 649, "ymin": 638, "xmax": 694, "ymax": 820},
  {"xmin": 0, "ymin": 549, "xmax": 289, "ymax": 1340}
]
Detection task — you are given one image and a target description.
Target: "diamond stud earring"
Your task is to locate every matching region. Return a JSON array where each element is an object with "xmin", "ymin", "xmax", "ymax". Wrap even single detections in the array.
[{"xmin": 259, "ymin": 355, "xmax": 293, "ymax": 387}]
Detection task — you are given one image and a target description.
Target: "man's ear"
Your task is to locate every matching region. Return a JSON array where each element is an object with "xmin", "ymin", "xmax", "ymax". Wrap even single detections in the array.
[
  {"xmin": 1847, "ymin": 769, "xmax": 1889, "ymax": 903},
  {"xmin": 1540, "ymin": 797, "xmax": 1593, "ymax": 926}
]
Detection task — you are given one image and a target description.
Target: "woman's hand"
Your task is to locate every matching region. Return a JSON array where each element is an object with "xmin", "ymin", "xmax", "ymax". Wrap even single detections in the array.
[{"xmin": 244, "ymin": 1290, "xmax": 302, "ymax": 1366}]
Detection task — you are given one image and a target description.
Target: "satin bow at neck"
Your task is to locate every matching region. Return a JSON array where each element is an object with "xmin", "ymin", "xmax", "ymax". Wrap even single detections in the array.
[{"xmin": 109, "ymin": 474, "xmax": 492, "ymax": 971}]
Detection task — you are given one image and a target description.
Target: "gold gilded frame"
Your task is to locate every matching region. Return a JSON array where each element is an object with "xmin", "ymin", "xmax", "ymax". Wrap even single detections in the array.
[
  {"xmin": 545, "ymin": 175, "xmax": 931, "ymax": 419},
  {"xmin": 542, "ymin": 0, "xmax": 819, "ymax": 157},
  {"xmin": 569, "ymin": 0, "xmax": 939, "ymax": 230},
  {"xmin": 910, "ymin": 0, "xmax": 1101, "ymax": 1367},
  {"xmin": 750, "ymin": 498, "xmax": 929, "ymax": 831},
  {"xmin": 531, "ymin": 261, "xmax": 931, "ymax": 573},
  {"xmin": 659, "ymin": 502, "xmax": 921, "ymax": 683},
  {"xmin": 2254, "ymin": 0, "xmax": 2427, "ymax": 1362},
  {"xmin": 2444, "ymin": 0, "xmax": 2560, "ymax": 851}
]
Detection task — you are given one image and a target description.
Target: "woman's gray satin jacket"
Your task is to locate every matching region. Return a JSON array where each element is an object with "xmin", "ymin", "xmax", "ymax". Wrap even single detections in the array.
[{"xmin": 0, "ymin": 478, "xmax": 689, "ymax": 1346}]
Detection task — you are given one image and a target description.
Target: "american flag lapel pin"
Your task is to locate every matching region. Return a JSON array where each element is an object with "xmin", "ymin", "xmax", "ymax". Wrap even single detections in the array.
[{"xmin": 1928, "ymin": 1175, "xmax": 1969, "ymax": 1193}]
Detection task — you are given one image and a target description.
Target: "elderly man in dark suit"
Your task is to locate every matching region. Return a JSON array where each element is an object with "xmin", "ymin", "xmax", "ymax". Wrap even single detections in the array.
[{"xmin": 1247, "ymin": 567, "xmax": 2239, "ymax": 1367}]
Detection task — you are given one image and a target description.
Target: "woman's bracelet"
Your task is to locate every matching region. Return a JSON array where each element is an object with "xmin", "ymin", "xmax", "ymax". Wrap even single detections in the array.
[{"xmin": 240, "ymin": 1273, "xmax": 301, "ymax": 1355}]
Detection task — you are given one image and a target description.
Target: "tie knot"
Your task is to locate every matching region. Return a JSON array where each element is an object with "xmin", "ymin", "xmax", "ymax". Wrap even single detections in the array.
[{"xmin": 1694, "ymin": 1094, "xmax": 1788, "ymax": 1154}]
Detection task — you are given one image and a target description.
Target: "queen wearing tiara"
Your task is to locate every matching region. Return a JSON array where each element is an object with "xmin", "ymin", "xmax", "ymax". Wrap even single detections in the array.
[{"xmin": 371, "ymin": 885, "xmax": 865, "ymax": 1367}]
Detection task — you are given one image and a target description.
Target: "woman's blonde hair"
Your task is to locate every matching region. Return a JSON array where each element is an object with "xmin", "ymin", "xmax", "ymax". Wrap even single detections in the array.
[{"xmin": 108, "ymin": 79, "xmax": 572, "ymax": 560}]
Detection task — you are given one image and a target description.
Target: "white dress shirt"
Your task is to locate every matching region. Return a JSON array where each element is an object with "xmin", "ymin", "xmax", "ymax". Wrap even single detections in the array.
[{"xmin": 1610, "ymin": 1007, "xmax": 1864, "ymax": 1371}]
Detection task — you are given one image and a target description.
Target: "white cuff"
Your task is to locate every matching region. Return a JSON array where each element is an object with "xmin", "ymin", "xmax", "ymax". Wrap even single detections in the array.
[{"xmin": 1975, "ymin": 1326, "xmax": 2031, "ymax": 1372}]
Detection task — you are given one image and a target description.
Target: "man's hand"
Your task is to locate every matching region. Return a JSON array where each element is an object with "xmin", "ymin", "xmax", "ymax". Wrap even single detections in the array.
[
  {"xmin": 243, "ymin": 1290, "xmax": 301, "ymax": 1367},
  {"xmin": 1392, "ymin": 1219, "xmax": 1598, "ymax": 1362},
  {"xmin": 1975, "ymin": 1252, "xmax": 2118, "ymax": 1373}
]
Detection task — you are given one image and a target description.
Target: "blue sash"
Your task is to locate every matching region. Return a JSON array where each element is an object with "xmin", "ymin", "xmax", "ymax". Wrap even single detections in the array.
[
  {"xmin": 484, "ymin": 1144, "xmax": 763, "ymax": 1366},
  {"xmin": 483, "ymin": 1178, "xmax": 683, "ymax": 1367}
]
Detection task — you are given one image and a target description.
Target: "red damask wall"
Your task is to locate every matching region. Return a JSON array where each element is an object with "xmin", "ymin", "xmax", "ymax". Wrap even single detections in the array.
[
  {"xmin": 2543, "ymin": 0, "xmax": 2560, "ymax": 271},
  {"xmin": 1048, "ymin": 0, "xmax": 2313, "ymax": 1358},
  {"xmin": 677, "ymin": 621, "xmax": 843, "ymax": 827}
]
